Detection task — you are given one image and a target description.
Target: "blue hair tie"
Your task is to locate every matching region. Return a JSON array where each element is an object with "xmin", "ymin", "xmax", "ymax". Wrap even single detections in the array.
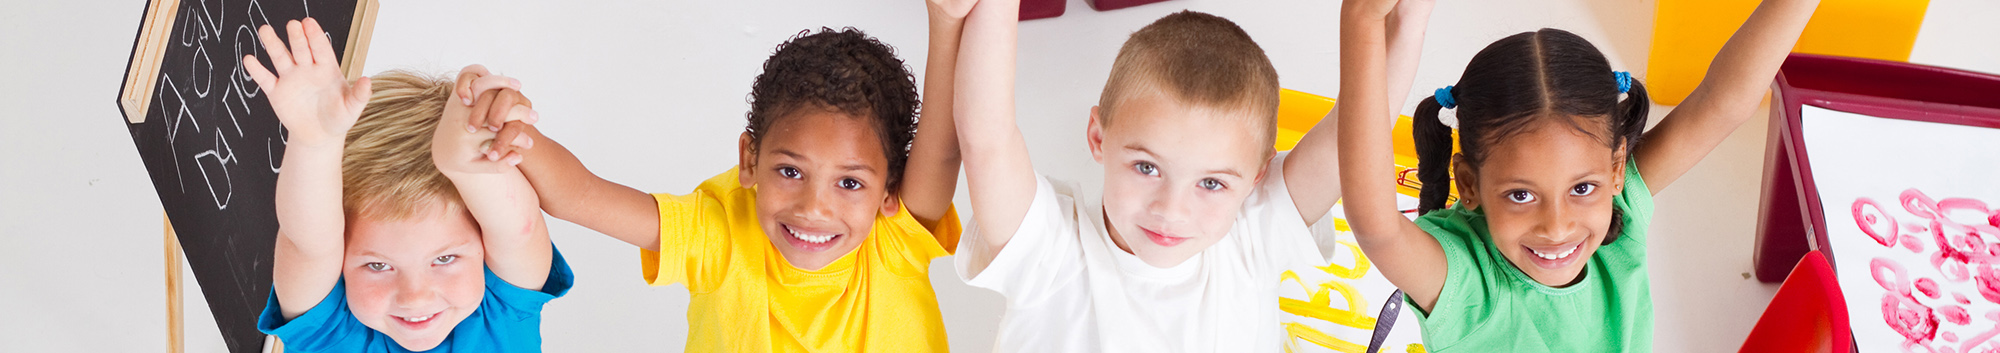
[
  {"xmin": 1615, "ymin": 71, "xmax": 1632, "ymax": 94},
  {"xmin": 1434, "ymin": 86, "xmax": 1457, "ymax": 109}
]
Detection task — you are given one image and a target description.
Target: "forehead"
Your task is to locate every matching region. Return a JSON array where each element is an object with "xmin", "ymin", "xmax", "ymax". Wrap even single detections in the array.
[
  {"xmin": 760, "ymin": 109, "xmax": 889, "ymax": 169},
  {"xmin": 1476, "ymin": 120, "xmax": 1620, "ymax": 187},
  {"xmin": 346, "ymin": 206, "xmax": 480, "ymax": 257},
  {"xmin": 1104, "ymin": 93, "xmax": 1269, "ymax": 170}
]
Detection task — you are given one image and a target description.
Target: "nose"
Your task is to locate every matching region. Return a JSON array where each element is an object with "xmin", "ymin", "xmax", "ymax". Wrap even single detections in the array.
[
  {"xmin": 1146, "ymin": 185, "xmax": 1192, "ymax": 226},
  {"xmin": 1534, "ymin": 198, "xmax": 1584, "ymax": 243},
  {"xmin": 393, "ymin": 269, "xmax": 438, "ymax": 310},
  {"xmin": 796, "ymin": 182, "xmax": 836, "ymax": 222}
]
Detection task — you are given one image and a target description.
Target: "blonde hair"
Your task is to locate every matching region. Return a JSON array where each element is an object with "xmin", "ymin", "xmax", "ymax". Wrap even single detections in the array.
[
  {"xmin": 1098, "ymin": 11, "xmax": 1280, "ymax": 148},
  {"xmin": 341, "ymin": 70, "xmax": 460, "ymax": 221}
]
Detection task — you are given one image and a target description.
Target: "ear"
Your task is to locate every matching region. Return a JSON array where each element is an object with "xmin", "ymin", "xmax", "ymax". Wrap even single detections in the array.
[
  {"xmin": 1087, "ymin": 106, "xmax": 1107, "ymax": 163},
  {"xmin": 1610, "ymin": 144, "xmax": 1630, "ymax": 194},
  {"xmin": 1450, "ymin": 153, "xmax": 1479, "ymax": 210},
  {"xmin": 880, "ymin": 193, "xmax": 903, "ymax": 217},
  {"xmin": 1251, "ymin": 149, "xmax": 1276, "ymax": 185},
  {"xmin": 738, "ymin": 132, "xmax": 757, "ymax": 187}
]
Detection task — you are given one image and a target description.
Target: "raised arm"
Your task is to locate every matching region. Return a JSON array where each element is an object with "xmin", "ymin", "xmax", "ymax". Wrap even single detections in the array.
[
  {"xmin": 900, "ymin": 0, "xmax": 974, "ymax": 233},
  {"xmin": 953, "ymin": 0, "xmax": 1037, "ymax": 264},
  {"xmin": 455, "ymin": 73, "xmax": 663, "ymax": 252},
  {"xmin": 242, "ymin": 18, "xmax": 372, "ymax": 319},
  {"xmin": 1286, "ymin": 0, "xmax": 1433, "ymax": 225},
  {"xmin": 1634, "ymin": 0, "xmax": 1819, "ymax": 194},
  {"xmin": 433, "ymin": 79, "xmax": 553, "ymax": 290},
  {"xmin": 1335, "ymin": 0, "xmax": 1452, "ymax": 311}
]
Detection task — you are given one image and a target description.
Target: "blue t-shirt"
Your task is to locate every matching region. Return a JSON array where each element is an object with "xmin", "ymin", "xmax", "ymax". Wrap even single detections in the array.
[{"xmin": 257, "ymin": 247, "xmax": 574, "ymax": 352}]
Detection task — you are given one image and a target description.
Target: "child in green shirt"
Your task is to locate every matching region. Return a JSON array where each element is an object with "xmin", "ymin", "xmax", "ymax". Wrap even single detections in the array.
[{"xmin": 1333, "ymin": 0, "xmax": 1820, "ymax": 351}]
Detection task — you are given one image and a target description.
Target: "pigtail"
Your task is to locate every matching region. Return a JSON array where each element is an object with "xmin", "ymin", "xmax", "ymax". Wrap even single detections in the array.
[
  {"xmin": 1603, "ymin": 78, "xmax": 1649, "ymax": 245},
  {"xmin": 1613, "ymin": 79, "xmax": 1650, "ymax": 157},
  {"xmin": 1412, "ymin": 93, "xmax": 1456, "ymax": 215}
]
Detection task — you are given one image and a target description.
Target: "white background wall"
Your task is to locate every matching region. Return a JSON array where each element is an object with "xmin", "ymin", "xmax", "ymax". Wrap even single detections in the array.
[{"xmin": 4, "ymin": 0, "xmax": 1997, "ymax": 352}]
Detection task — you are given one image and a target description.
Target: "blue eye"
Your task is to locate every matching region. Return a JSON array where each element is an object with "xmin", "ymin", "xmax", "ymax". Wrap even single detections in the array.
[
  {"xmin": 1198, "ymin": 178, "xmax": 1224, "ymax": 191},
  {"xmin": 778, "ymin": 167, "xmax": 802, "ymax": 179},
  {"xmin": 838, "ymin": 178, "xmax": 863, "ymax": 190},
  {"xmin": 1134, "ymin": 162, "xmax": 1158, "ymax": 176},
  {"xmin": 1505, "ymin": 190, "xmax": 1536, "ymax": 204},
  {"xmin": 1570, "ymin": 183, "xmax": 1597, "ymax": 196},
  {"xmin": 365, "ymin": 262, "xmax": 391, "ymax": 272},
  {"xmin": 433, "ymin": 255, "xmax": 457, "ymax": 266}
]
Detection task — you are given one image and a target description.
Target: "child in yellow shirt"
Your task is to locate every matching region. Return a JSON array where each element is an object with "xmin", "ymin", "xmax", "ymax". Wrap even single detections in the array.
[{"xmin": 454, "ymin": 3, "xmax": 970, "ymax": 352}]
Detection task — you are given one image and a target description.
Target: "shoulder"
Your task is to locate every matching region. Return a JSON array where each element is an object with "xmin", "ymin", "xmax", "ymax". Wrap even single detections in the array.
[{"xmin": 258, "ymin": 280, "xmax": 379, "ymax": 351}]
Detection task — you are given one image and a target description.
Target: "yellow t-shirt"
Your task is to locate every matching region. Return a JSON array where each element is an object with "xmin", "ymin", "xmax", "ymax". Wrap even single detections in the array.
[{"xmin": 640, "ymin": 168, "xmax": 961, "ymax": 353}]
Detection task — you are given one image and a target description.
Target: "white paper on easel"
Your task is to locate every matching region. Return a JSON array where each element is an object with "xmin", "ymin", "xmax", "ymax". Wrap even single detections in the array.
[{"xmin": 1803, "ymin": 105, "xmax": 2000, "ymax": 352}]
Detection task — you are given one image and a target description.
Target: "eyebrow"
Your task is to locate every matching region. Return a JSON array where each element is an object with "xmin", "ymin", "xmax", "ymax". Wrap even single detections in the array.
[
  {"xmin": 1123, "ymin": 144, "xmax": 1245, "ymax": 178},
  {"xmin": 772, "ymin": 149, "xmax": 879, "ymax": 175},
  {"xmin": 356, "ymin": 239, "xmax": 476, "ymax": 260},
  {"xmin": 1503, "ymin": 171, "xmax": 1601, "ymax": 187}
]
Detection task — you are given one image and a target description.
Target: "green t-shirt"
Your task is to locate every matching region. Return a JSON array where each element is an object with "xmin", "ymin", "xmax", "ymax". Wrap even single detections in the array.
[{"xmin": 1408, "ymin": 158, "xmax": 1653, "ymax": 352}]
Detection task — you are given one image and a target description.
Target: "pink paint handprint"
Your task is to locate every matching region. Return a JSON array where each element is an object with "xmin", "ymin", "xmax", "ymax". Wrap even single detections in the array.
[{"xmin": 1855, "ymin": 189, "xmax": 2000, "ymax": 352}]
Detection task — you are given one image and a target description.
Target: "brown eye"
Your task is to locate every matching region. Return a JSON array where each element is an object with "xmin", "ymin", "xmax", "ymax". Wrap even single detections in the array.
[
  {"xmin": 1506, "ymin": 190, "xmax": 1537, "ymax": 204},
  {"xmin": 365, "ymin": 262, "xmax": 391, "ymax": 272},
  {"xmin": 433, "ymin": 255, "xmax": 457, "ymax": 265},
  {"xmin": 1570, "ymin": 183, "xmax": 1597, "ymax": 196},
  {"xmin": 778, "ymin": 167, "xmax": 802, "ymax": 179},
  {"xmin": 837, "ymin": 178, "xmax": 863, "ymax": 190}
]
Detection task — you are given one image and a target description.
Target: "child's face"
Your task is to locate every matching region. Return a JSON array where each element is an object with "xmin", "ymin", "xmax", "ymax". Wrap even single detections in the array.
[
  {"xmin": 1088, "ymin": 93, "xmax": 1271, "ymax": 268},
  {"xmin": 1455, "ymin": 119, "xmax": 1626, "ymax": 287},
  {"xmin": 738, "ymin": 107, "xmax": 896, "ymax": 271},
  {"xmin": 342, "ymin": 204, "xmax": 487, "ymax": 351}
]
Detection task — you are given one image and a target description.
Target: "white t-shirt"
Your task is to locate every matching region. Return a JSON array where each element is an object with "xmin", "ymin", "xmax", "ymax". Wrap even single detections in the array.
[{"xmin": 958, "ymin": 152, "xmax": 1337, "ymax": 352}]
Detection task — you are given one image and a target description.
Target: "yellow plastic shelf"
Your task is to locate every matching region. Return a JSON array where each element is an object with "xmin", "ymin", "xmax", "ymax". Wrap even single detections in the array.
[{"xmin": 1647, "ymin": 0, "xmax": 1930, "ymax": 105}]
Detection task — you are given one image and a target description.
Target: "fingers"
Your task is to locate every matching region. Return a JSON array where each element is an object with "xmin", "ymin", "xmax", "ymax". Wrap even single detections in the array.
[
  {"xmin": 285, "ymin": 20, "xmax": 312, "ymax": 67},
  {"xmin": 489, "ymin": 121, "xmax": 534, "ymax": 162},
  {"xmin": 468, "ymin": 75, "xmax": 521, "ymax": 99},
  {"xmin": 454, "ymin": 64, "xmax": 491, "ymax": 105},
  {"xmin": 467, "ymin": 90, "xmax": 499, "ymax": 132},
  {"xmin": 483, "ymin": 90, "xmax": 534, "ymax": 130},
  {"xmin": 242, "ymin": 55, "xmax": 278, "ymax": 90},
  {"xmin": 255, "ymin": 25, "xmax": 293, "ymax": 72},
  {"xmin": 303, "ymin": 18, "xmax": 338, "ymax": 66}
]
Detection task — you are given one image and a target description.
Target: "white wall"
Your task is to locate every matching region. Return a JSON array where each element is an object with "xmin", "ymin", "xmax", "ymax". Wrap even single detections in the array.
[{"xmin": 4, "ymin": 0, "xmax": 1997, "ymax": 352}]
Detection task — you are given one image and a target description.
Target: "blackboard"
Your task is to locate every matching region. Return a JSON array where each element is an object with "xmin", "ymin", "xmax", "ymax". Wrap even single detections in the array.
[{"xmin": 115, "ymin": 1, "xmax": 375, "ymax": 352}]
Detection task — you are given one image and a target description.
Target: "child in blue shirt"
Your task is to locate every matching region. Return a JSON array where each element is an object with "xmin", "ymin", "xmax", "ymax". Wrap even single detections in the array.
[{"xmin": 240, "ymin": 18, "xmax": 570, "ymax": 352}]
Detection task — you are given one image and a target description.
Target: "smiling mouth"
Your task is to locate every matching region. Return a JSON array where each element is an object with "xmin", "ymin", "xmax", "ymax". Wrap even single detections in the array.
[
  {"xmin": 392, "ymin": 310, "xmax": 443, "ymax": 330},
  {"xmin": 1141, "ymin": 227, "xmax": 1189, "ymax": 247},
  {"xmin": 783, "ymin": 224, "xmax": 844, "ymax": 252},
  {"xmin": 1524, "ymin": 242, "xmax": 1585, "ymax": 270}
]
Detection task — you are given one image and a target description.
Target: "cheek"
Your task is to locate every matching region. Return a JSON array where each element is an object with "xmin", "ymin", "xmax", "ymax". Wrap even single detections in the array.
[{"xmin": 342, "ymin": 273, "xmax": 394, "ymax": 315}]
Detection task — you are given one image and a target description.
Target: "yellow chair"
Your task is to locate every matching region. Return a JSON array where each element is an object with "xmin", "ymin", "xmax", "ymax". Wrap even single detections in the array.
[
  {"xmin": 1275, "ymin": 88, "xmax": 1458, "ymax": 211},
  {"xmin": 1647, "ymin": 0, "xmax": 1931, "ymax": 105}
]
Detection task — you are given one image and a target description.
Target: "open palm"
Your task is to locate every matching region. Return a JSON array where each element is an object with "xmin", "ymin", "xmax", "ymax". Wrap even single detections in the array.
[{"xmin": 242, "ymin": 18, "xmax": 370, "ymax": 145}]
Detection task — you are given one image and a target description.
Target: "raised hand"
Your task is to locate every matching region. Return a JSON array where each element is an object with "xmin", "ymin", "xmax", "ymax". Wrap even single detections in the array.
[
  {"xmin": 434, "ymin": 69, "xmax": 537, "ymax": 175},
  {"xmin": 453, "ymin": 65, "xmax": 537, "ymax": 163},
  {"xmin": 242, "ymin": 18, "xmax": 370, "ymax": 146}
]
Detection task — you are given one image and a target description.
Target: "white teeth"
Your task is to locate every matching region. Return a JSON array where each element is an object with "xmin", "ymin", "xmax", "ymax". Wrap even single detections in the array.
[
  {"xmin": 787, "ymin": 227, "xmax": 836, "ymax": 244},
  {"xmin": 1531, "ymin": 244, "xmax": 1578, "ymax": 260},
  {"xmin": 400, "ymin": 314, "xmax": 432, "ymax": 323}
]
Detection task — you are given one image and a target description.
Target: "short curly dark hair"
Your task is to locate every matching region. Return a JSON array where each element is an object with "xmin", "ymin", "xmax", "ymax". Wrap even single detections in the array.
[{"xmin": 745, "ymin": 27, "xmax": 920, "ymax": 191}]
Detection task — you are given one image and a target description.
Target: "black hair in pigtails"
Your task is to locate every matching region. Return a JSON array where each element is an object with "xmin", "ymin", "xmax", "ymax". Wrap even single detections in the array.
[
  {"xmin": 1602, "ymin": 78, "xmax": 1649, "ymax": 245},
  {"xmin": 1412, "ymin": 94, "xmax": 1456, "ymax": 216}
]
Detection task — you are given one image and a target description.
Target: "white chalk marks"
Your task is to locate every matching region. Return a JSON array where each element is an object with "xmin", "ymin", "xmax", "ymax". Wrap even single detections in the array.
[{"xmin": 155, "ymin": 0, "xmax": 316, "ymax": 210}]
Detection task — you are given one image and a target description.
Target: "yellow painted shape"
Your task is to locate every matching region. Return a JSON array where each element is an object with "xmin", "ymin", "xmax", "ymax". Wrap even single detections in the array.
[
  {"xmin": 1276, "ymin": 88, "xmax": 1458, "ymax": 200},
  {"xmin": 1647, "ymin": 0, "xmax": 1930, "ymax": 105}
]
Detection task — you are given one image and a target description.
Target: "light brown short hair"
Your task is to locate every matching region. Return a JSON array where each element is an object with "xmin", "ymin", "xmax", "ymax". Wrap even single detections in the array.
[
  {"xmin": 341, "ymin": 70, "xmax": 461, "ymax": 221},
  {"xmin": 1098, "ymin": 11, "xmax": 1280, "ymax": 146}
]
